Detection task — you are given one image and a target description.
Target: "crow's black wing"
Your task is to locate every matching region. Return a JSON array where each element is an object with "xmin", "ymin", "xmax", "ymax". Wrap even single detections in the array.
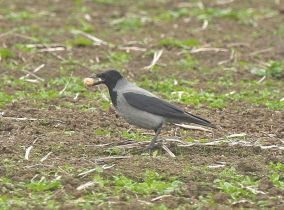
[
  {"xmin": 124, "ymin": 92, "xmax": 184, "ymax": 118},
  {"xmin": 123, "ymin": 92, "xmax": 216, "ymax": 128}
]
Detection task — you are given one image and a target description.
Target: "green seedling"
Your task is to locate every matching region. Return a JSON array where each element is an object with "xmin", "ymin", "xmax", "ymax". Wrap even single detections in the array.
[
  {"xmin": 111, "ymin": 16, "xmax": 143, "ymax": 32},
  {"xmin": 0, "ymin": 48, "xmax": 14, "ymax": 59},
  {"xmin": 120, "ymin": 130, "xmax": 151, "ymax": 141},
  {"xmin": 275, "ymin": 23, "xmax": 284, "ymax": 36},
  {"xmin": 93, "ymin": 0, "xmax": 118, "ymax": 5},
  {"xmin": 269, "ymin": 162, "xmax": 284, "ymax": 189},
  {"xmin": 26, "ymin": 178, "xmax": 62, "ymax": 192},
  {"xmin": 159, "ymin": 38, "xmax": 199, "ymax": 49},
  {"xmin": 177, "ymin": 54, "xmax": 198, "ymax": 70},
  {"xmin": 79, "ymin": 19, "xmax": 94, "ymax": 33},
  {"xmin": 251, "ymin": 61, "xmax": 284, "ymax": 79},
  {"xmin": 214, "ymin": 167, "xmax": 260, "ymax": 201},
  {"xmin": 5, "ymin": 11, "xmax": 36, "ymax": 21},
  {"xmin": 154, "ymin": 8, "xmax": 190, "ymax": 21},
  {"xmin": 67, "ymin": 36, "xmax": 93, "ymax": 47},
  {"xmin": 192, "ymin": 7, "xmax": 277, "ymax": 25},
  {"xmin": 94, "ymin": 128, "xmax": 111, "ymax": 136},
  {"xmin": 114, "ymin": 170, "xmax": 182, "ymax": 196},
  {"xmin": 108, "ymin": 51, "xmax": 131, "ymax": 65}
]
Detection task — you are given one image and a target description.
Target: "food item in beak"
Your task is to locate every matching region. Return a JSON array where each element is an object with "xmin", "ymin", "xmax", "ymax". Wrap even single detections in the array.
[
  {"xmin": 83, "ymin": 77, "xmax": 96, "ymax": 87},
  {"xmin": 83, "ymin": 77, "xmax": 104, "ymax": 87}
]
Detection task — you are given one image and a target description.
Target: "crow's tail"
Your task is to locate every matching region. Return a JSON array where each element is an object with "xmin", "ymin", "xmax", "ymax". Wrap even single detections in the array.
[{"xmin": 185, "ymin": 112, "xmax": 216, "ymax": 128}]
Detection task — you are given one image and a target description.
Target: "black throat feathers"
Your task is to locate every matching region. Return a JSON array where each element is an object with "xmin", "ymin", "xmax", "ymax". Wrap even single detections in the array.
[{"xmin": 109, "ymin": 89, "xmax": 117, "ymax": 107}]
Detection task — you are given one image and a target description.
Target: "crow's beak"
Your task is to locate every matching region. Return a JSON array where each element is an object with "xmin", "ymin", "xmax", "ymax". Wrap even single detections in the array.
[{"xmin": 90, "ymin": 74, "xmax": 104, "ymax": 85}]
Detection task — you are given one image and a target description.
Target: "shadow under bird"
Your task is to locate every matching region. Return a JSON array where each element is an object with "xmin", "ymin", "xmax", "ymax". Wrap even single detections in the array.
[{"xmin": 85, "ymin": 70, "xmax": 216, "ymax": 150}]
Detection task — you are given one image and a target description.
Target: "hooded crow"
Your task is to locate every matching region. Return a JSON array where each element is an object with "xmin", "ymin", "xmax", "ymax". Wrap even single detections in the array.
[{"xmin": 86, "ymin": 69, "xmax": 216, "ymax": 150}]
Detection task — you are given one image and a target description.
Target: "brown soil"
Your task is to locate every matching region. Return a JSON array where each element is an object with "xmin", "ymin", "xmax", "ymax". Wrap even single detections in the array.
[{"xmin": 0, "ymin": 0, "xmax": 283, "ymax": 209}]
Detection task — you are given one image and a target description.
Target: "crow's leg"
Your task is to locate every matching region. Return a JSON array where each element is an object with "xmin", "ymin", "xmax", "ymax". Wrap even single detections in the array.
[{"xmin": 146, "ymin": 124, "xmax": 163, "ymax": 151}]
